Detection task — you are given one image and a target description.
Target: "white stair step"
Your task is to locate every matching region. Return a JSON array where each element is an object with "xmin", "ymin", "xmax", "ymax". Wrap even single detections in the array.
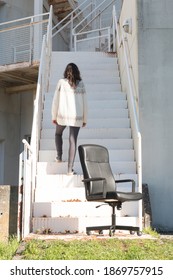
[
  {"xmin": 50, "ymin": 74, "xmax": 120, "ymax": 84},
  {"xmin": 33, "ymin": 200, "xmax": 139, "ymax": 218},
  {"xmin": 39, "ymin": 149, "xmax": 134, "ymax": 162},
  {"xmin": 42, "ymin": 118, "xmax": 130, "ymax": 129},
  {"xmin": 50, "ymin": 63, "xmax": 118, "ymax": 75},
  {"xmin": 49, "ymin": 83, "xmax": 121, "ymax": 92},
  {"xmin": 35, "ymin": 187, "xmax": 86, "ymax": 203},
  {"xmin": 37, "ymin": 161, "xmax": 136, "ymax": 175},
  {"xmin": 43, "ymin": 108, "xmax": 128, "ymax": 120},
  {"xmin": 51, "ymin": 51, "xmax": 118, "ymax": 62},
  {"xmin": 44, "ymin": 99, "xmax": 127, "ymax": 109},
  {"xmin": 85, "ymin": 83, "xmax": 121, "ymax": 91},
  {"xmin": 33, "ymin": 202, "xmax": 112, "ymax": 217},
  {"xmin": 32, "ymin": 216, "xmax": 139, "ymax": 234},
  {"xmin": 35, "ymin": 173, "xmax": 139, "ymax": 203},
  {"xmin": 35, "ymin": 184, "xmax": 138, "ymax": 203},
  {"xmin": 44, "ymin": 99, "xmax": 128, "ymax": 110},
  {"xmin": 39, "ymin": 138, "xmax": 133, "ymax": 150},
  {"xmin": 44, "ymin": 91, "xmax": 126, "ymax": 101},
  {"xmin": 36, "ymin": 174, "xmax": 84, "ymax": 189},
  {"xmin": 36, "ymin": 173, "xmax": 138, "ymax": 189},
  {"xmin": 50, "ymin": 69, "xmax": 120, "ymax": 79},
  {"xmin": 83, "ymin": 76, "xmax": 120, "ymax": 84},
  {"xmin": 41, "ymin": 128, "xmax": 132, "ymax": 139}
]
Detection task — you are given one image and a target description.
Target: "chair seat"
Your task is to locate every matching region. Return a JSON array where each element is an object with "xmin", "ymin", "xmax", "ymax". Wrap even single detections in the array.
[{"xmin": 106, "ymin": 191, "xmax": 143, "ymax": 202}]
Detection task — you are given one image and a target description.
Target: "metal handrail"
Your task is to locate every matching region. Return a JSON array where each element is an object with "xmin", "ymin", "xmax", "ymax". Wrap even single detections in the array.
[
  {"xmin": 19, "ymin": 7, "xmax": 53, "ymax": 238},
  {"xmin": 52, "ymin": 0, "xmax": 92, "ymax": 37},
  {"xmin": 22, "ymin": 139, "xmax": 32, "ymax": 153},
  {"xmin": 72, "ymin": 1, "xmax": 114, "ymax": 51},
  {"xmin": 113, "ymin": 5, "xmax": 142, "ymax": 230},
  {"xmin": 73, "ymin": 0, "xmax": 114, "ymax": 34},
  {"xmin": 0, "ymin": 12, "xmax": 50, "ymax": 28}
]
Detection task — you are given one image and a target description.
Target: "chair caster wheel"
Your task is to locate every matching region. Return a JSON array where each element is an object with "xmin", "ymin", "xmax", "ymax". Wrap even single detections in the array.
[
  {"xmin": 86, "ymin": 231, "xmax": 91, "ymax": 236},
  {"xmin": 137, "ymin": 231, "xmax": 142, "ymax": 236},
  {"xmin": 109, "ymin": 229, "xmax": 115, "ymax": 237},
  {"xmin": 130, "ymin": 230, "xmax": 135, "ymax": 235},
  {"xmin": 99, "ymin": 230, "xmax": 103, "ymax": 235}
]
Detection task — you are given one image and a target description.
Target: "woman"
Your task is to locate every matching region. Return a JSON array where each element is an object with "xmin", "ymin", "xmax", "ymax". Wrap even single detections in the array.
[{"xmin": 51, "ymin": 63, "xmax": 87, "ymax": 175}]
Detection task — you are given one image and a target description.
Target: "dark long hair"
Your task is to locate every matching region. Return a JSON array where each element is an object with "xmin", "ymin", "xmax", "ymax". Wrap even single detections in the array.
[{"xmin": 64, "ymin": 63, "xmax": 81, "ymax": 87}]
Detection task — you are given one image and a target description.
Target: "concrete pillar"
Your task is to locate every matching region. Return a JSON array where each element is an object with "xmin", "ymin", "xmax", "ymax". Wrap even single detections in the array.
[
  {"xmin": 0, "ymin": 186, "xmax": 18, "ymax": 241},
  {"xmin": 33, "ymin": 0, "xmax": 44, "ymax": 60}
]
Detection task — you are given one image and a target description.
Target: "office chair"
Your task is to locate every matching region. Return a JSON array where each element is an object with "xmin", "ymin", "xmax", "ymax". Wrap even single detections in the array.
[{"xmin": 78, "ymin": 144, "xmax": 143, "ymax": 236}]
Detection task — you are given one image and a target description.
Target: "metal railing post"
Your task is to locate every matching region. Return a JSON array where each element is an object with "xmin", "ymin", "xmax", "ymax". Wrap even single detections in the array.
[
  {"xmin": 70, "ymin": 13, "xmax": 74, "ymax": 51},
  {"xmin": 74, "ymin": 33, "xmax": 77, "ymax": 51},
  {"xmin": 108, "ymin": 27, "xmax": 111, "ymax": 52},
  {"xmin": 112, "ymin": 5, "xmax": 116, "ymax": 52},
  {"xmin": 30, "ymin": 17, "xmax": 34, "ymax": 64}
]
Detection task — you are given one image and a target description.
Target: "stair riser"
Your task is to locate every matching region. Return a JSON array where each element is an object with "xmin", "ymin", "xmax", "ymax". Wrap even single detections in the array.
[
  {"xmin": 50, "ymin": 76, "xmax": 120, "ymax": 84},
  {"xmin": 32, "ymin": 216, "xmax": 139, "ymax": 234},
  {"xmin": 49, "ymin": 83, "xmax": 122, "ymax": 92},
  {"xmin": 51, "ymin": 52, "xmax": 118, "ymax": 62},
  {"xmin": 37, "ymin": 161, "xmax": 136, "ymax": 175},
  {"xmin": 36, "ymin": 174, "xmax": 138, "ymax": 189},
  {"xmin": 44, "ymin": 92, "xmax": 126, "ymax": 101},
  {"xmin": 41, "ymin": 128, "xmax": 132, "ymax": 140},
  {"xmin": 39, "ymin": 149, "xmax": 134, "ymax": 162},
  {"xmin": 33, "ymin": 201, "xmax": 139, "ymax": 218},
  {"xmin": 39, "ymin": 138, "xmax": 133, "ymax": 150},
  {"xmin": 43, "ymin": 109, "xmax": 128, "ymax": 120},
  {"xmin": 50, "ymin": 69, "xmax": 120, "ymax": 79},
  {"xmin": 35, "ymin": 185, "xmax": 138, "ymax": 203},
  {"xmin": 44, "ymin": 100, "xmax": 127, "ymax": 110},
  {"xmin": 42, "ymin": 119, "xmax": 130, "ymax": 129}
]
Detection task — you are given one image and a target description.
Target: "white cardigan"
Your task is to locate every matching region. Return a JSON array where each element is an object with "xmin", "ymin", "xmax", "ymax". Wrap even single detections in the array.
[{"xmin": 51, "ymin": 78, "xmax": 87, "ymax": 127}]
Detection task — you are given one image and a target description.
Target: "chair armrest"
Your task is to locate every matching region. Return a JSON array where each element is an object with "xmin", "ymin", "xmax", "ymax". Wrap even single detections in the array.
[
  {"xmin": 82, "ymin": 177, "xmax": 105, "ymax": 183},
  {"xmin": 82, "ymin": 177, "xmax": 106, "ymax": 198},
  {"xmin": 115, "ymin": 179, "xmax": 135, "ymax": 192}
]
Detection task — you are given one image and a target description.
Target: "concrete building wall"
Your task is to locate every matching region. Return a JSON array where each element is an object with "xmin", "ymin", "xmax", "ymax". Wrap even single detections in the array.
[
  {"xmin": 0, "ymin": 0, "xmax": 34, "ymax": 22},
  {"xmin": 118, "ymin": 0, "xmax": 139, "ymax": 102},
  {"xmin": 0, "ymin": 185, "xmax": 18, "ymax": 240},
  {"xmin": 0, "ymin": 90, "xmax": 33, "ymax": 185},
  {"xmin": 138, "ymin": 0, "xmax": 173, "ymax": 231},
  {"xmin": 117, "ymin": 0, "xmax": 173, "ymax": 231}
]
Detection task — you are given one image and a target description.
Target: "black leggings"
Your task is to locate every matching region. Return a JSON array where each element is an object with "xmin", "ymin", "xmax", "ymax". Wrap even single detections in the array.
[{"xmin": 55, "ymin": 124, "xmax": 80, "ymax": 172}]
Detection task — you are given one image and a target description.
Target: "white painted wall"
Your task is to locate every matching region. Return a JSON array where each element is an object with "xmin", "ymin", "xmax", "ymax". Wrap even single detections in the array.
[{"xmin": 138, "ymin": 0, "xmax": 173, "ymax": 231}]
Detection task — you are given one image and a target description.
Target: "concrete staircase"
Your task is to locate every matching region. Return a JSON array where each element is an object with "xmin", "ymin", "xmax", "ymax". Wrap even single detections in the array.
[{"xmin": 32, "ymin": 51, "xmax": 139, "ymax": 234}]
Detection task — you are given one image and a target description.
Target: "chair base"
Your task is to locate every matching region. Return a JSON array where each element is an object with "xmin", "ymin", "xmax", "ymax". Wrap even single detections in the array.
[{"xmin": 86, "ymin": 225, "xmax": 142, "ymax": 237}]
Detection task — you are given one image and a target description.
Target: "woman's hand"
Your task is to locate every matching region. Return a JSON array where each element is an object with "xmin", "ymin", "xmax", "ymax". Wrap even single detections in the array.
[
  {"xmin": 82, "ymin": 122, "xmax": 86, "ymax": 127},
  {"xmin": 52, "ymin": 120, "xmax": 57, "ymax": 125}
]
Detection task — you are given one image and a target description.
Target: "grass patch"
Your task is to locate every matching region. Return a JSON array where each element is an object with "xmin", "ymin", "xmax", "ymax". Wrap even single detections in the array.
[
  {"xmin": 1, "ymin": 231, "xmax": 173, "ymax": 260},
  {"xmin": 0, "ymin": 236, "xmax": 19, "ymax": 260},
  {"xmin": 19, "ymin": 238, "xmax": 173, "ymax": 260}
]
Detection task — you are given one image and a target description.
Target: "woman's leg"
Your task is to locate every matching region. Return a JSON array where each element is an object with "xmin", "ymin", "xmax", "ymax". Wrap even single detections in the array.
[
  {"xmin": 68, "ymin": 126, "xmax": 80, "ymax": 173},
  {"xmin": 55, "ymin": 124, "xmax": 66, "ymax": 161}
]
